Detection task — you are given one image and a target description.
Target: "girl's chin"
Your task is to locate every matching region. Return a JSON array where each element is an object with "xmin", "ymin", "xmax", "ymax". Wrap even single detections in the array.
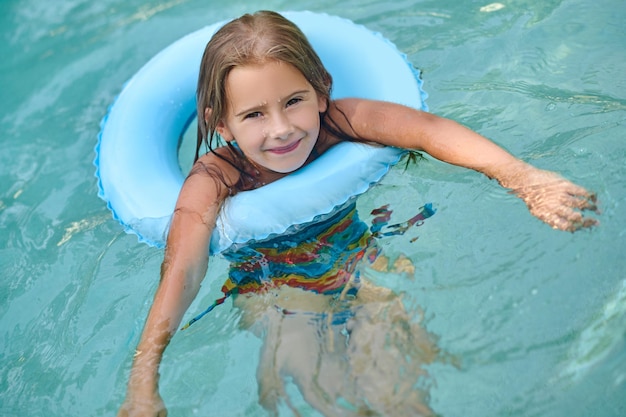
[
  {"xmin": 262, "ymin": 154, "xmax": 311, "ymax": 174},
  {"xmin": 268, "ymin": 160, "xmax": 307, "ymax": 174}
]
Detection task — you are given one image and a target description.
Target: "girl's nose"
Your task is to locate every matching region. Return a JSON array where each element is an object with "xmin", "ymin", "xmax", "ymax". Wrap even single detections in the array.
[{"xmin": 268, "ymin": 112, "xmax": 293, "ymax": 141}]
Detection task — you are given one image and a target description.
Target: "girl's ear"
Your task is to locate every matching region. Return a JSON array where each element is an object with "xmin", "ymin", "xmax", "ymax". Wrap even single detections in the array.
[
  {"xmin": 216, "ymin": 120, "xmax": 234, "ymax": 142},
  {"xmin": 206, "ymin": 107, "xmax": 234, "ymax": 141},
  {"xmin": 318, "ymin": 95, "xmax": 328, "ymax": 113}
]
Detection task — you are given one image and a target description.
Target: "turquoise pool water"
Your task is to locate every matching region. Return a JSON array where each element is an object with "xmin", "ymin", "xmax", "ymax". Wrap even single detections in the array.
[{"xmin": 1, "ymin": 0, "xmax": 624, "ymax": 416}]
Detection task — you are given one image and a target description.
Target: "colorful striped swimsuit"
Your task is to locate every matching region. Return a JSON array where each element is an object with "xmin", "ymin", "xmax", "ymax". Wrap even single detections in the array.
[{"xmin": 221, "ymin": 201, "xmax": 371, "ymax": 296}]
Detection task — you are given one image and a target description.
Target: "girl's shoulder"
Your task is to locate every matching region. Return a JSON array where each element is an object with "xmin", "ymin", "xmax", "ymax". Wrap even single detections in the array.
[{"xmin": 188, "ymin": 146, "xmax": 242, "ymax": 197}]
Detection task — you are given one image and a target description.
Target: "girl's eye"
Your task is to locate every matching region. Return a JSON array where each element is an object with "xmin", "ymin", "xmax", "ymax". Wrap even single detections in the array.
[
  {"xmin": 286, "ymin": 97, "xmax": 302, "ymax": 107},
  {"xmin": 244, "ymin": 111, "xmax": 262, "ymax": 120}
]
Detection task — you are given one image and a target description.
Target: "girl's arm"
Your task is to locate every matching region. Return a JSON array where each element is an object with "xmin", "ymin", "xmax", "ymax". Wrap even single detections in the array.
[
  {"xmin": 118, "ymin": 161, "xmax": 229, "ymax": 417},
  {"xmin": 332, "ymin": 98, "xmax": 598, "ymax": 231}
]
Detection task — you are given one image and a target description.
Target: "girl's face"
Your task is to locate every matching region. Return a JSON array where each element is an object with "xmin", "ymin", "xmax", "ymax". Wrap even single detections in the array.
[{"xmin": 216, "ymin": 60, "xmax": 328, "ymax": 174}]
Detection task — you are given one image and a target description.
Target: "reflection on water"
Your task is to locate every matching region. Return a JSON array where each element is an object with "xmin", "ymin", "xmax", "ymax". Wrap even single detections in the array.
[{"xmin": 558, "ymin": 279, "xmax": 626, "ymax": 384}]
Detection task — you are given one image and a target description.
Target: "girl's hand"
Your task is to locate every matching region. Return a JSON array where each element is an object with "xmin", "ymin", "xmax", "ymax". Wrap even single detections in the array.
[
  {"xmin": 117, "ymin": 387, "xmax": 167, "ymax": 417},
  {"xmin": 502, "ymin": 165, "xmax": 599, "ymax": 232},
  {"xmin": 118, "ymin": 367, "xmax": 167, "ymax": 417}
]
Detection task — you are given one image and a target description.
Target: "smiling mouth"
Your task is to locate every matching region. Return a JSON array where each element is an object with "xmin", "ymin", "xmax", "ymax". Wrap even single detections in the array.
[{"xmin": 267, "ymin": 140, "xmax": 300, "ymax": 154}]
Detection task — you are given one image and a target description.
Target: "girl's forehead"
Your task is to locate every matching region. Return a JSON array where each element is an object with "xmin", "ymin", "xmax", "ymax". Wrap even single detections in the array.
[
  {"xmin": 225, "ymin": 61, "xmax": 311, "ymax": 98},
  {"xmin": 228, "ymin": 60, "xmax": 298, "ymax": 78}
]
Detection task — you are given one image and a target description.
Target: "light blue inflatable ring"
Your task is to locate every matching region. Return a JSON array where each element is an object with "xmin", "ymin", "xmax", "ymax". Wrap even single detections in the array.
[{"xmin": 94, "ymin": 11, "xmax": 428, "ymax": 254}]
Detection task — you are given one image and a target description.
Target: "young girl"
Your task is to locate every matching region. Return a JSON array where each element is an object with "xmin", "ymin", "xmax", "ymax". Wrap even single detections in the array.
[{"xmin": 117, "ymin": 10, "xmax": 598, "ymax": 417}]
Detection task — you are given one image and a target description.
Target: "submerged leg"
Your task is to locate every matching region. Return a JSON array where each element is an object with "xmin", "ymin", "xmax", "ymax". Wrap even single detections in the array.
[
  {"xmin": 245, "ymin": 283, "xmax": 439, "ymax": 416},
  {"xmin": 345, "ymin": 290, "xmax": 438, "ymax": 416}
]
